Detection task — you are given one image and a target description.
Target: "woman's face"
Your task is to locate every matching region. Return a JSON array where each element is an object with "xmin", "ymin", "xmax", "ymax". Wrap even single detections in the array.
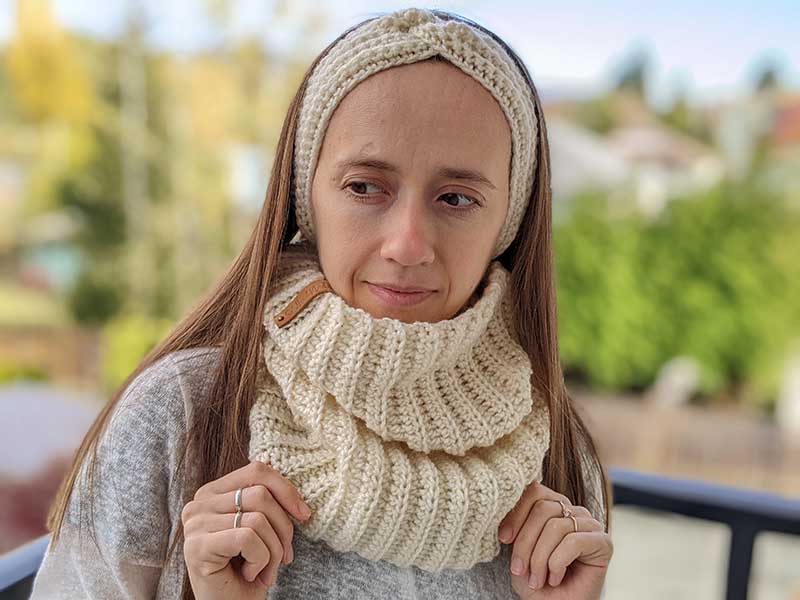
[{"xmin": 309, "ymin": 59, "xmax": 511, "ymax": 323}]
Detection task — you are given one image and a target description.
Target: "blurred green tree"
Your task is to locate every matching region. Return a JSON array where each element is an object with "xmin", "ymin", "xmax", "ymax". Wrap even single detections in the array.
[{"xmin": 555, "ymin": 176, "xmax": 800, "ymax": 412}]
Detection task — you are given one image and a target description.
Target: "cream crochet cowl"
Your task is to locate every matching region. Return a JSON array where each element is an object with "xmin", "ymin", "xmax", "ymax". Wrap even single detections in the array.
[{"xmin": 248, "ymin": 241, "xmax": 551, "ymax": 572}]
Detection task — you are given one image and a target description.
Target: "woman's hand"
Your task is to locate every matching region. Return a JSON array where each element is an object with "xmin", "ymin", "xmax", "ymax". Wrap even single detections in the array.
[
  {"xmin": 498, "ymin": 480, "xmax": 613, "ymax": 600},
  {"xmin": 181, "ymin": 460, "xmax": 312, "ymax": 600}
]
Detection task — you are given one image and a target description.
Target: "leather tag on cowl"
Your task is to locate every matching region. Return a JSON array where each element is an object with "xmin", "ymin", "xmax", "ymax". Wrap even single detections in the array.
[{"xmin": 273, "ymin": 278, "xmax": 334, "ymax": 328}]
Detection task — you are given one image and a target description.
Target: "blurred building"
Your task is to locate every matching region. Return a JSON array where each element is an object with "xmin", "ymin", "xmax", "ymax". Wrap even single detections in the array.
[
  {"xmin": 605, "ymin": 123, "xmax": 725, "ymax": 216},
  {"xmin": 547, "ymin": 116, "xmax": 631, "ymax": 201}
]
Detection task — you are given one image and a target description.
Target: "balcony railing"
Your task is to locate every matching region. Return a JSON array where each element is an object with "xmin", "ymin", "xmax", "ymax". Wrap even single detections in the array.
[
  {"xmin": 610, "ymin": 467, "xmax": 800, "ymax": 599},
  {"xmin": 1, "ymin": 468, "xmax": 798, "ymax": 599},
  {"xmin": 0, "ymin": 534, "xmax": 49, "ymax": 600}
]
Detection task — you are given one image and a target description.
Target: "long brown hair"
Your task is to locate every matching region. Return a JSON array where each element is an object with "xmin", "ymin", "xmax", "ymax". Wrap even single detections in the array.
[{"xmin": 45, "ymin": 10, "xmax": 612, "ymax": 599}]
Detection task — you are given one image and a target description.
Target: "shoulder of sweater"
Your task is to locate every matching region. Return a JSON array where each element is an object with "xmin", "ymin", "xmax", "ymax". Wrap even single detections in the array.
[
  {"xmin": 100, "ymin": 344, "xmax": 222, "ymax": 474},
  {"xmin": 95, "ymin": 347, "xmax": 222, "ymax": 499},
  {"xmin": 112, "ymin": 345, "xmax": 221, "ymax": 433},
  {"xmin": 57, "ymin": 346, "xmax": 220, "ymax": 567}
]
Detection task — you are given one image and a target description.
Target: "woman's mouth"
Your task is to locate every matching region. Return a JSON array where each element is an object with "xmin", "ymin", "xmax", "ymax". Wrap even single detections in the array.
[{"xmin": 366, "ymin": 282, "xmax": 435, "ymax": 307}]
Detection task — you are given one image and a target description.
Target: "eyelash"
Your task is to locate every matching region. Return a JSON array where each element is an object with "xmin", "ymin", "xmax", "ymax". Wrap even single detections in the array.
[{"xmin": 343, "ymin": 181, "xmax": 482, "ymax": 214}]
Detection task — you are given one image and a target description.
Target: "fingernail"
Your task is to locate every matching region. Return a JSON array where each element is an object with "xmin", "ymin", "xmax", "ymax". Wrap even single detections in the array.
[
  {"xmin": 528, "ymin": 574, "xmax": 538, "ymax": 589},
  {"xmin": 511, "ymin": 557, "xmax": 525, "ymax": 575},
  {"xmin": 259, "ymin": 571, "xmax": 270, "ymax": 586},
  {"xmin": 298, "ymin": 501, "xmax": 311, "ymax": 518},
  {"xmin": 498, "ymin": 525, "xmax": 512, "ymax": 542}
]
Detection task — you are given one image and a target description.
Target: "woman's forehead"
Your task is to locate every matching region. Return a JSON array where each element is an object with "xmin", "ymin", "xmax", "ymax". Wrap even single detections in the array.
[{"xmin": 321, "ymin": 61, "xmax": 512, "ymax": 174}]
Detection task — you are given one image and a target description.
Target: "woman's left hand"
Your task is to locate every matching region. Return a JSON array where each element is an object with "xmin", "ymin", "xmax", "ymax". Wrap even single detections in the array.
[{"xmin": 498, "ymin": 480, "xmax": 613, "ymax": 599}]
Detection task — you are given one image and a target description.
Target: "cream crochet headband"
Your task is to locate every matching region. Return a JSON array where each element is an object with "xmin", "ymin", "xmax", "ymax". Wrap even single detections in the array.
[{"xmin": 292, "ymin": 7, "xmax": 539, "ymax": 259}]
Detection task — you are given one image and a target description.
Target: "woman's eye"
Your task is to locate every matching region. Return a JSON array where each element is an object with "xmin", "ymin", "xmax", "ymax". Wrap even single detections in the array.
[
  {"xmin": 441, "ymin": 193, "xmax": 476, "ymax": 209},
  {"xmin": 347, "ymin": 181, "xmax": 382, "ymax": 195},
  {"xmin": 346, "ymin": 183, "xmax": 479, "ymax": 212}
]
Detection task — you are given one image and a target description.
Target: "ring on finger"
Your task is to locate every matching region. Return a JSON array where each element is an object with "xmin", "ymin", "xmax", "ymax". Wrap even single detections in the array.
[
  {"xmin": 556, "ymin": 499, "xmax": 572, "ymax": 517},
  {"xmin": 567, "ymin": 514, "xmax": 578, "ymax": 533},
  {"xmin": 556, "ymin": 499, "xmax": 579, "ymax": 533},
  {"xmin": 233, "ymin": 509, "xmax": 243, "ymax": 528},
  {"xmin": 235, "ymin": 487, "xmax": 244, "ymax": 512}
]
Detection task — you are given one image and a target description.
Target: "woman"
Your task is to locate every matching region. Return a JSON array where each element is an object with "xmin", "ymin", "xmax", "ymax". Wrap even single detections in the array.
[{"xmin": 30, "ymin": 7, "xmax": 613, "ymax": 600}]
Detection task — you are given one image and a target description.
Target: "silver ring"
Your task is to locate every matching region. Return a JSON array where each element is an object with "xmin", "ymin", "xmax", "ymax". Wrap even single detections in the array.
[
  {"xmin": 234, "ymin": 509, "xmax": 243, "ymax": 528},
  {"xmin": 235, "ymin": 487, "xmax": 243, "ymax": 512}
]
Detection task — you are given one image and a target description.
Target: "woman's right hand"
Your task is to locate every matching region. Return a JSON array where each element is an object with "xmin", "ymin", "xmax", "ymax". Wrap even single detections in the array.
[{"xmin": 181, "ymin": 460, "xmax": 312, "ymax": 600}]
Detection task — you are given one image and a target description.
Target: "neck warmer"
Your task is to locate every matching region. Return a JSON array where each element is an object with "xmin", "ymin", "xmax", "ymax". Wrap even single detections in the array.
[{"xmin": 249, "ymin": 241, "xmax": 551, "ymax": 572}]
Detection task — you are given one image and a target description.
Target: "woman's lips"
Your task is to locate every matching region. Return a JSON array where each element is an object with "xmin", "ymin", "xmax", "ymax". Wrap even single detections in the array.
[{"xmin": 367, "ymin": 282, "xmax": 435, "ymax": 307}]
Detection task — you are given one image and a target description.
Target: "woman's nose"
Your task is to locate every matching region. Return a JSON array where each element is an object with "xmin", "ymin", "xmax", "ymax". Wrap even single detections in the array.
[{"xmin": 379, "ymin": 198, "xmax": 435, "ymax": 266}]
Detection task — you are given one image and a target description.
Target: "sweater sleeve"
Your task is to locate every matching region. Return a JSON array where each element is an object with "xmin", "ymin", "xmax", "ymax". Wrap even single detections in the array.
[{"xmin": 29, "ymin": 351, "xmax": 195, "ymax": 600}]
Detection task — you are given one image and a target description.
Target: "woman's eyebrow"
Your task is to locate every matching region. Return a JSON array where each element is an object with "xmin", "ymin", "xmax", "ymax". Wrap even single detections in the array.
[{"xmin": 334, "ymin": 157, "xmax": 497, "ymax": 190}]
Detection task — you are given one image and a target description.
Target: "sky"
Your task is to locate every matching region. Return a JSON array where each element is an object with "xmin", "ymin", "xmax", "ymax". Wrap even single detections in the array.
[{"xmin": 0, "ymin": 0, "xmax": 797, "ymax": 109}]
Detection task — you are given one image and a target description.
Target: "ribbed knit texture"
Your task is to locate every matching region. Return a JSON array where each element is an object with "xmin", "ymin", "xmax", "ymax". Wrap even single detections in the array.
[
  {"xmin": 291, "ymin": 7, "xmax": 538, "ymax": 259},
  {"xmin": 249, "ymin": 241, "xmax": 551, "ymax": 572}
]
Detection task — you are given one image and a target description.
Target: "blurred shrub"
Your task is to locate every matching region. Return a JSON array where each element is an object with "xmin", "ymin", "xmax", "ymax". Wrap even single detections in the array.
[
  {"xmin": 67, "ymin": 266, "xmax": 125, "ymax": 325},
  {"xmin": 555, "ymin": 177, "xmax": 800, "ymax": 410},
  {"xmin": 100, "ymin": 314, "xmax": 174, "ymax": 392},
  {"xmin": 0, "ymin": 359, "xmax": 48, "ymax": 383}
]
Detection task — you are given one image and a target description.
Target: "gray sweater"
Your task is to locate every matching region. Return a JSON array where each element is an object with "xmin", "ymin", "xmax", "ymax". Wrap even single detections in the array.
[{"xmin": 29, "ymin": 346, "xmax": 607, "ymax": 599}]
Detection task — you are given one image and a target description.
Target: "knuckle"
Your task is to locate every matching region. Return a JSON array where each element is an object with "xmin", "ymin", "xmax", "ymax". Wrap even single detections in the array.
[
  {"xmin": 253, "ymin": 484, "xmax": 273, "ymax": 506},
  {"xmin": 587, "ymin": 517, "xmax": 603, "ymax": 531},
  {"xmin": 235, "ymin": 527, "xmax": 249, "ymax": 545},
  {"xmin": 253, "ymin": 511, "xmax": 270, "ymax": 529},
  {"xmin": 239, "ymin": 512, "xmax": 254, "ymax": 530},
  {"xmin": 181, "ymin": 501, "xmax": 198, "ymax": 524},
  {"xmin": 563, "ymin": 527, "xmax": 579, "ymax": 545},
  {"xmin": 530, "ymin": 498, "xmax": 546, "ymax": 513},
  {"xmin": 532, "ymin": 498, "xmax": 554, "ymax": 518},
  {"xmin": 253, "ymin": 460, "xmax": 273, "ymax": 476},
  {"xmin": 543, "ymin": 517, "xmax": 561, "ymax": 535},
  {"xmin": 181, "ymin": 502, "xmax": 192, "ymax": 523},
  {"xmin": 194, "ymin": 483, "xmax": 211, "ymax": 501},
  {"xmin": 244, "ymin": 527, "xmax": 259, "ymax": 544}
]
